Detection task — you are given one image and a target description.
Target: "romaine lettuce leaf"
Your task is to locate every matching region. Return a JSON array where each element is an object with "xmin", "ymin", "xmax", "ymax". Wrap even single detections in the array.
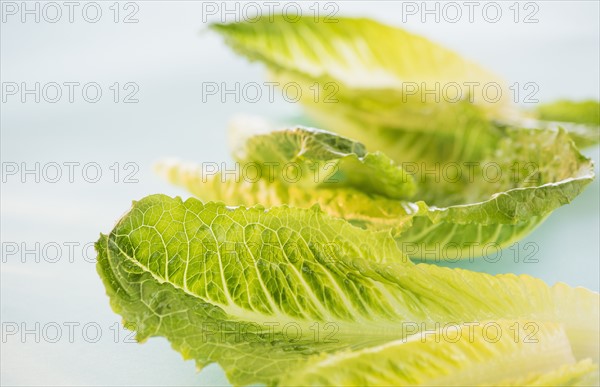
[
  {"xmin": 96, "ymin": 194, "xmax": 599, "ymax": 385},
  {"xmin": 206, "ymin": 16, "xmax": 597, "ymax": 259},
  {"xmin": 212, "ymin": 16, "xmax": 599, "ymax": 154},
  {"xmin": 212, "ymin": 15, "xmax": 509, "ymax": 165},
  {"xmin": 519, "ymin": 100, "xmax": 600, "ymax": 148},
  {"xmin": 536, "ymin": 100, "xmax": 600, "ymax": 128},
  {"xmin": 493, "ymin": 360, "xmax": 599, "ymax": 387},
  {"xmin": 157, "ymin": 124, "xmax": 594, "ymax": 259},
  {"xmin": 155, "ymin": 167, "xmax": 418, "ymax": 234},
  {"xmin": 229, "ymin": 124, "xmax": 416, "ymax": 200},
  {"xmin": 282, "ymin": 322, "xmax": 597, "ymax": 386},
  {"xmin": 211, "ymin": 15, "xmax": 513, "ymax": 132}
]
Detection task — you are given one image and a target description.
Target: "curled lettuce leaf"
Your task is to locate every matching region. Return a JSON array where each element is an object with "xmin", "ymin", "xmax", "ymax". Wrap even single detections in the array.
[
  {"xmin": 156, "ymin": 123, "xmax": 594, "ymax": 259},
  {"xmin": 229, "ymin": 124, "xmax": 416, "ymax": 200},
  {"xmin": 97, "ymin": 195, "xmax": 599, "ymax": 386}
]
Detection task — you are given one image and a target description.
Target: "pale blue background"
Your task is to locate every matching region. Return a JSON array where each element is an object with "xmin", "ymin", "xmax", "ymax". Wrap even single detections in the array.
[{"xmin": 1, "ymin": 1, "xmax": 599, "ymax": 385}]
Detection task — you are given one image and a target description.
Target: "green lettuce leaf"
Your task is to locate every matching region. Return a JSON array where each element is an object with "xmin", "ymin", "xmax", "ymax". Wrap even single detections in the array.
[
  {"xmin": 396, "ymin": 126, "xmax": 595, "ymax": 258},
  {"xmin": 536, "ymin": 100, "xmax": 600, "ymax": 128},
  {"xmin": 493, "ymin": 360, "xmax": 599, "ymax": 387},
  {"xmin": 212, "ymin": 15, "xmax": 511, "ymax": 165},
  {"xmin": 282, "ymin": 322, "xmax": 598, "ymax": 386},
  {"xmin": 212, "ymin": 16, "xmax": 599, "ymax": 158},
  {"xmin": 229, "ymin": 124, "xmax": 416, "ymax": 200},
  {"xmin": 209, "ymin": 17, "xmax": 596, "ymax": 259},
  {"xmin": 156, "ymin": 124, "xmax": 594, "ymax": 259},
  {"xmin": 96, "ymin": 194, "xmax": 599, "ymax": 385},
  {"xmin": 527, "ymin": 100, "xmax": 600, "ymax": 148},
  {"xmin": 155, "ymin": 167, "xmax": 417, "ymax": 234},
  {"xmin": 211, "ymin": 15, "xmax": 513, "ymax": 130}
]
